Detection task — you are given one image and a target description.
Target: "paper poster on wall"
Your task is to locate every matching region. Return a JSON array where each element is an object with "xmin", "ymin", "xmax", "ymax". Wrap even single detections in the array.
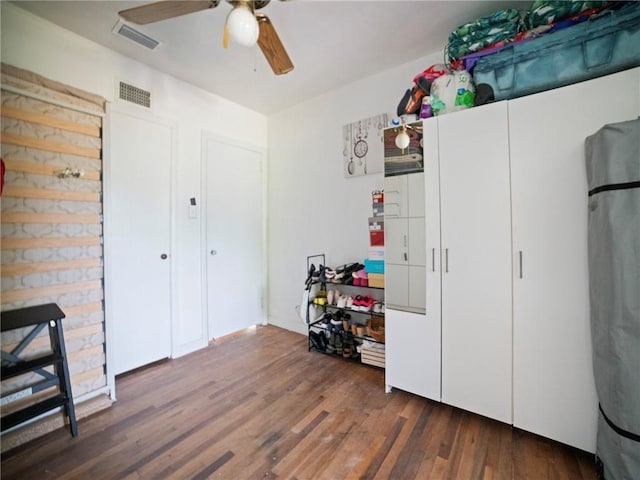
[{"xmin": 343, "ymin": 113, "xmax": 387, "ymax": 178}]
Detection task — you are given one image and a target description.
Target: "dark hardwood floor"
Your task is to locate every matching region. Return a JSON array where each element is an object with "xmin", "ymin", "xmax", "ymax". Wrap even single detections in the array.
[{"xmin": 1, "ymin": 325, "xmax": 596, "ymax": 479}]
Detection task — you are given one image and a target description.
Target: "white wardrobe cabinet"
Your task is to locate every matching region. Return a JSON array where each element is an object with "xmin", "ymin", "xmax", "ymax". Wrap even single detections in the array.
[
  {"xmin": 438, "ymin": 101, "xmax": 513, "ymax": 425},
  {"xmin": 509, "ymin": 68, "xmax": 640, "ymax": 453},
  {"xmin": 385, "ymin": 68, "xmax": 640, "ymax": 453}
]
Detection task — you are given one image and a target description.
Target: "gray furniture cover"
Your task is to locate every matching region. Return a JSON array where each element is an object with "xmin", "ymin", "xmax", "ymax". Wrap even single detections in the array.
[{"xmin": 585, "ymin": 118, "xmax": 640, "ymax": 480}]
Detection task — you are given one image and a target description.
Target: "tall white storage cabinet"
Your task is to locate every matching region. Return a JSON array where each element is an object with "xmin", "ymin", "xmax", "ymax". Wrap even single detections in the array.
[
  {"xmin": 385, "ymin": 119, "xmax": 441, "ymax": 401},
  {"xmin": 509, "ymin": 68, "xmax": 640, "ymax": 452},
  {"xmin": 438, "ymin": 101, "xmax": 513, "ymax": 424}
]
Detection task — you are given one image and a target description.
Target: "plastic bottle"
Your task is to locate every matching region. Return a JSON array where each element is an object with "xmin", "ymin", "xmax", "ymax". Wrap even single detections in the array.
[{"xmin": 420, "ymin": 96, "xmax": 433, "ymax": 118}]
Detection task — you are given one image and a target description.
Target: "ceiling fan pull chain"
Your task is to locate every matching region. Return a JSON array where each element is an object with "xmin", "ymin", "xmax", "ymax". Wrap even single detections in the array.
[{"xmin": 223, "ymin": 22, "xmax": 230, "ymax": 48}]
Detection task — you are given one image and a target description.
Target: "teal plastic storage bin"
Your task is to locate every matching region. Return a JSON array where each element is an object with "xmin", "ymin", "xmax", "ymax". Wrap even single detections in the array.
[
  {"xmin": 364, "ymin": 259, "xmax": 385, "ymax": 274},
  {"xmin": 473, "ymin": 2, "xmax": 640, "ymax": 101}
]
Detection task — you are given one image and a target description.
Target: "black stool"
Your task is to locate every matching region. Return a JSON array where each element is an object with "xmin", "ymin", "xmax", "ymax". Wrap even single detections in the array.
[{"xmin": 1, "ymin": 303, "xmax": 77, "ymax": 437}]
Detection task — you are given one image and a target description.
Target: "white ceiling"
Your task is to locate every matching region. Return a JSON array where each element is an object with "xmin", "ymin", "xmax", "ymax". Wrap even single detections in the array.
[{"xmin": 11, "ymin": 0, "xmax": 528, "ymax": 115}]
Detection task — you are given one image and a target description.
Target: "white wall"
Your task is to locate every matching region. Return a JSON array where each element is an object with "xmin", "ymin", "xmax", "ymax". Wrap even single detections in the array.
[
  {"xmin": 1, "ymin": 3, "xmax": 268, "ymax": 357},
  {"xmin": 267, "ymin": 52, "xmax": 441, "ymax": 334}
]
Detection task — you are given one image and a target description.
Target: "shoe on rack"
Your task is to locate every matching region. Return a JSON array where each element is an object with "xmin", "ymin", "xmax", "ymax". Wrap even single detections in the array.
[
  {"xmin": 313, "ymin": 296, "xmax": 327, "ymax": 306},
  {"xmin": 330, "ymin": 316, "xmax": 343, "ymax": 334},
  {"xmin": 352, "ymin": 295, "xmax": 363, "ymax": 310},
  {"xmin": 373, "ymin": 302, "xmax": 384, "ymax": 314},
  {"xmin": 351, "ymin": 339, "xmax": 361, "ymax": 360},
  {"xmin": 346, "ymin": 296, "xmax": 354, "ymax": 309},
  {"xmin": 352, "ymin": 267, "xmax": 367, "ymax": 285},
  {"xmin": 335, "ymin": 333, "xmax": 343, "ymax": 355},
  {"xmin": 309, "ymin": 330, "xmax": 324, "ymax": 351},
  {"xmin": 326, "ymin": 331, "xmax": 336, "ymax": 353},
  {"xmin": 325, "ymin": 267, "xmax": 336, "ymax": 281},
  {"xmin": 336, "ymin": 295, "xmax": 347, "ymax": 308},
  {"xmin": 327, "ymin": 290, "xmax": 335, "ymax": 305},
  {"xmin": 360, "ymin": 296, "xmax": 374, "ymax": 312},
  {"xmin": 305, "ymin": 264, "xmax": 317, "ymax": 288}
]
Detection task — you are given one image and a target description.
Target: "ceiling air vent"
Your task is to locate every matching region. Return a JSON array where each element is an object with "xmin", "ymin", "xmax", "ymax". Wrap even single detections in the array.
[
  {"xmin": 119, "ymin": 82, "xmax": 151, "ymax": 108},
  {"xmin": 112, "ymin": 20, "xmax": 161, "ymax": 50}
]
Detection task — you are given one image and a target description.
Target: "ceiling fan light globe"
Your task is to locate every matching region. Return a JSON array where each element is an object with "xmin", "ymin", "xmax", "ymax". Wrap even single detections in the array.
[
  {"xmin": 227, "ymin": 5, "xmax": 259, "ymax": 47},
  {"xmin": 395, "ymin": 131, "xmax": 410, "ymax": 150}
]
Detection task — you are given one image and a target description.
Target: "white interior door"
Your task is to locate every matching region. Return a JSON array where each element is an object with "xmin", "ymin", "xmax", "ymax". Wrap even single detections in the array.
[
  {"xmin": 108, "ymin": 109, "xmax": 172, "ymax": 375},
  {"xmin": 204, "ymin": 135, "xmax": 263, "ymax": 339}
]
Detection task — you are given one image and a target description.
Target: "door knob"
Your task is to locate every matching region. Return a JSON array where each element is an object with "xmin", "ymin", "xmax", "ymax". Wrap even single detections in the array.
[
  {"xmin": 160, "ymin": 253, "xmax": 168, "ymax": 260},
  {"xmin": 210, "ymin": 250, "xmax": 217, "ymax": 256}
]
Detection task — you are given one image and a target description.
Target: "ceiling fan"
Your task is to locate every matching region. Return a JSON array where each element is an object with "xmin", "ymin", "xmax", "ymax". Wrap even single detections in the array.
[{"xmin": 118, "ymin": 0, "xmax": 294, "ymax": 75}]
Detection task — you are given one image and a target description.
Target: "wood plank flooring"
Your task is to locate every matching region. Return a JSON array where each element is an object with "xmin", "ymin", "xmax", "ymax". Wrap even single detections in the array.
[{"xmin": 1, "ymin": 325, "xmax": 597, "ymax": 479}]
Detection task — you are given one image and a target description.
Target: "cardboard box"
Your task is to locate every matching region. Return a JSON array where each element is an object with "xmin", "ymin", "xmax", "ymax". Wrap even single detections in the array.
[{"xmin": 368, "ymin": 273, "xmax": 385, "ymax": 288}]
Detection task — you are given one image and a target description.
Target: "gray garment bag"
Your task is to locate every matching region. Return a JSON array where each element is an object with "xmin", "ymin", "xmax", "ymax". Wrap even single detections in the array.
[{"xmin": 585, "ymin": 118, "xmax": 640, "ymax": 480}]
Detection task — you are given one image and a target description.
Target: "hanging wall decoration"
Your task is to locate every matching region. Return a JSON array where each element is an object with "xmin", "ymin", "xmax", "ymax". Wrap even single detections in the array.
[{"xmin": 343, "ymin": 113, "xmax": 387, "ymax": 178}]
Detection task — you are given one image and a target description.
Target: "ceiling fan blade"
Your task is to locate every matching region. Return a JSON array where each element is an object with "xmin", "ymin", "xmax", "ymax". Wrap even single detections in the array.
[
  {"xmin": 256, "ymin": 13, "xmax": 294, "ymax": 75},
  {"xmin": 119, "ymin": 0, "xmax": 220, "ymax": 25}
]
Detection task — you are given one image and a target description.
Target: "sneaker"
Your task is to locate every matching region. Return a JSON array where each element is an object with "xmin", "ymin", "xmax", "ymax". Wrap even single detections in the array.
[
  {"xmin": 360, "ymin": 296, "xmax": 374, "ymax": 312},
  {"xmin": 326, "ymin": 331, "xmax": 336, "ymax": 354},
  {"xmin": 346, "ymin": 296, "xmax": 354, "ymax": 309},
  {"xmin": 327, "ymin": 290, "xmax": 335, "ymax": 305},
  {"xmin": 337, "ymin": 295, "xmax": 347, "ymax": 308},
  {"xmin": 313, "ymin": 296, "xmax": 327, "ymax": 306},
  {"xmin": 352, "ymin": 295, "xmax": 364, "ymax": 310},
  {"xmin": 325, "ymin": 267, "xmax": 336, "ymax": 281},
  {"xmin": 309, "ymin": 331, "xmax": 324, "ymax": 351}
]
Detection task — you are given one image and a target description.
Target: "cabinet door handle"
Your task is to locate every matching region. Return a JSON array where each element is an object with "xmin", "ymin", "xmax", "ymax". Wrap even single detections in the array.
[
  {"xmin": 445, "ymin": 248, "xmax": 449, "ymax": 273},
  {"xmin": 403, "ymin": 235, "xmax": 407, "ymax": 247},
  {"xmin": 404, "ymin": 252, "xmax": 408, "ymax": 261},
  {"xmin": 432, "ymin": 248, "xmax": 435, "ymax": 272},
  {"xmin": 519, "ymin": 251, "xmax": 523, "ymax": 279}
]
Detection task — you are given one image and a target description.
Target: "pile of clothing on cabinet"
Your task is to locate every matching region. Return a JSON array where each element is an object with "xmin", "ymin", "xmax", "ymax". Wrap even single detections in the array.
[{"xmin": 396, "ymin": 1, "xmax": 640, "ymax": 119}]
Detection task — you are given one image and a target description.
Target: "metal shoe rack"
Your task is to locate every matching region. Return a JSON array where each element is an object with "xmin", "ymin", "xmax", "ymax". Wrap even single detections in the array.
[{"xmin": 306, "ymin": 254, "xmax": 385, "ymax": 368}]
